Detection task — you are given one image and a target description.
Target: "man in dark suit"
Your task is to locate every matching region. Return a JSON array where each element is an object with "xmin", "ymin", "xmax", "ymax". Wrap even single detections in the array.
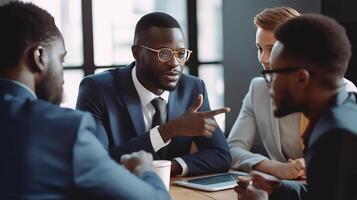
[
  {"xmin": 235, "ymin": 14, "xmax": 357, "ymax": 200},
  {"xmin": 76, "ymin": 12, "xmax": 231, "ymax": 176},
  {"xmin": 0, "ymin": 2, "xmax": 170, "ymax": 200}
]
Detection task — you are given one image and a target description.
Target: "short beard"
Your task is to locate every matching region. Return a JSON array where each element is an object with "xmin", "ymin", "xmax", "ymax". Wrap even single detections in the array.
[
  {"xmin": 150, "ymin": 73, "xmax": 180, "ymax": 92},
  {"xmin": 273, "ymin": 91, "xmax": 301, "ymax": 118},
  {"xmin": 36, "ymin": 74, "xmax": 63, "ymax": 105},
  {"xmin": 161, "ymin": 81, "xmax": 179, "ymax": 91}
]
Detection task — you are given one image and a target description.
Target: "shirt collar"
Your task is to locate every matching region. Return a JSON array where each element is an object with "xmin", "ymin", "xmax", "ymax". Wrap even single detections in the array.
[
  {"xmin": 0, "ymin": 78, "xmax": 37, "ymax": 99},
  {"xmin": 131, "ymin": 66, "xmax": 169, "ymax": 106}
]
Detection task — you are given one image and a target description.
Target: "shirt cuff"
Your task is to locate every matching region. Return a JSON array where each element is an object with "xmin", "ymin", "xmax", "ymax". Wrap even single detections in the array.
[
  {"xmin": 174, "ymin": 157, "xmax": 189, "ymax": 176},
  {"xmin": 150, "ymin": 126, "xmax": 171, "ymax": 152}
]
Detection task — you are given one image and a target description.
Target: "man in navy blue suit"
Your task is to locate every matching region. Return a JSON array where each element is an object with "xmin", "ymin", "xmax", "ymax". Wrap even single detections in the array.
[
  {"xmin": 76, "ymin": 12, "xmax": 231, "ymax": 176},
  {"xmin": 235, "ymin": 14, "xmax": 357, "ymax": 200},
  {"xmin": 0, "ymin": 2, "xmax": 170, "ymax": 199}
]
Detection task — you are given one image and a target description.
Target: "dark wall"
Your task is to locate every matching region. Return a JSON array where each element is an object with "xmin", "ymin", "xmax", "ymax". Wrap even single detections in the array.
[
  {"xmin": 222, "ymin": 0, "xmax": 321, "ymax": 133},
  {"xmin": 322, "ymin": 0, "xmax": 357, "ymax": 85}
]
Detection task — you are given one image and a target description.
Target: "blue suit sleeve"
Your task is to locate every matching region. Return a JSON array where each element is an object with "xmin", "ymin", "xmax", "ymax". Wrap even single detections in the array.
[
  {"xmin": 73, "ymin": 113, "xmax": 170, "ymax": 200},
  {"xmin": 76, "ymin": 76, "xmax": 158, "ymax": 159},
  {"xmin": 109, "ymin": 133, "xmax": 158, "ymax": 160},
  {"xmin": 180, "ymin": 80, "xmax": 232, "ymax": 175}
]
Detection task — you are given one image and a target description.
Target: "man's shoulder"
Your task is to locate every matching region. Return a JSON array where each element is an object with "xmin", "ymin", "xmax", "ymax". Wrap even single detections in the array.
[
  {"xmin": 247, "ymin": 77, "xmax": 271, "ymax": 104},
  {"xmin": 82, "ymin": 68, "xmax": 118, "ymax": 83},
  {"xmin": 314, "ymin": 95, "xmax": 357, "ymax": 140},
  {"xmin": 3, "ymin": 98, "xmax": 93, "ymax": 138},
  {"xmin": 32, "ymin": 99, "xmax": 89, "ymax": 125},
  {"xmin": 250, "ymin": 77, "xmax": 268, "ymax": 91},
  {"xmin": 82, "ymin": 64, "xmax": 132, "ymax": 84},
  {"xmin": 329, "ymin": 95, "xmax": 357, "ymax": 133},
  {"xmin": 79, "ymin": 65, "xmax": 133, "ymax": 96}
]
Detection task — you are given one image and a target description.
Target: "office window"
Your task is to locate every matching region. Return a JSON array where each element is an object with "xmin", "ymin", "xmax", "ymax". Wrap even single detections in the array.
[
  {"xmin": 197, "ymin": 0, "xmax": 223, "ymax": 62},
  {"xmin": 92, "ymin": 0, "xmax": 187, "ymax": 66},
  {"xmin": 196, "ymin": 0, "xmax": 225, "ymax": 130},
  {"xmin": 61, "ymin": 70, "xmax": 83, "ymax": 108},
  {"xmin": 198, "ymin": 65, "xmax": 225, "ymax": 130}
]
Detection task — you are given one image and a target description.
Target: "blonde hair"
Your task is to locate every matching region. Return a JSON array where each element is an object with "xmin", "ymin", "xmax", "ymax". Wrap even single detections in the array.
[{"xmin": 254, "ymin": 6, "xmax": 300, "ymax": 31}]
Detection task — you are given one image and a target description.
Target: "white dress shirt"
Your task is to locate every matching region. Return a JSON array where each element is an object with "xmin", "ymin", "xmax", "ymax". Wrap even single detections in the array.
[{"xmin": 131, "ymin": 67, "xmax": 188, "ymax": 175}]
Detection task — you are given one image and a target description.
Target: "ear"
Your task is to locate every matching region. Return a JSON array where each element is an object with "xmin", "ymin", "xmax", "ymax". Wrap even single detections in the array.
[
  {"xmin": 131, "ymin": 45, "xmax": 140, "ymax": 61},
  {"xmin": 295, "ymin": 69, "xmax": 310, "ymax": 89},
  {"xmin": 32, "ymin": 46, "xmax": 46, "ymax": 73}
]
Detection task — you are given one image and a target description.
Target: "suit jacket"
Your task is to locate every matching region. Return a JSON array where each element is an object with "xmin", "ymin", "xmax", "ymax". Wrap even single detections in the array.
[
  {"xmin": 273, "ymin": 89, "xmax": 357, "ymax": 200},
  {"xmin": 227, "ymin": 77, "xmax": 357, "ymax": 172},
  {"xmin": 0, "ymin": 79, "xmax": 169, "ymax": 200},
  {"xmin": 76, "ymin": 62, "xmax": 231, "ymax": 176}
]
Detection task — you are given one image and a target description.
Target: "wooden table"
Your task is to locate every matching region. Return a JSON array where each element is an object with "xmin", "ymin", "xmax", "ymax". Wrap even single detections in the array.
[
  {"xmin": 169, "ymin": 177, "xmax": 237, "ymax": 200},
  {"xmin": 169, "ymin": 174, "xmax": 305, "ymax": 200}
]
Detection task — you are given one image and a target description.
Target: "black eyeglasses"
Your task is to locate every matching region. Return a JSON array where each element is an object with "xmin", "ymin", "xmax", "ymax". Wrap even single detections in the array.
[
  {"xmin": 261, "ymin": 67, "xmax": 305, "ymax": 86},
  {"xmin": 136, "ymin": 45, "xmax": 192, "ymax": 63}
]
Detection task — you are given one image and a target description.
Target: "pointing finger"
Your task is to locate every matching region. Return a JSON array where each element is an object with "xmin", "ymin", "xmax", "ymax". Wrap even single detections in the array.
[{"xmin": 202, "ymin": 107, "xmax": 230, "ymax": 117}]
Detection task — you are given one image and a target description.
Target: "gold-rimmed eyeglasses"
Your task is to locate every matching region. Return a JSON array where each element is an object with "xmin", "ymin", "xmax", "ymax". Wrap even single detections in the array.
[{"xmin": 136, "ymin": 45, "xmax": 192, "ymax": 63}]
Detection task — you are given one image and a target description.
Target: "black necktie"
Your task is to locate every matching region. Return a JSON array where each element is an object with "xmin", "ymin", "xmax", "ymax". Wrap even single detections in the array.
[{"xmin": 151, "ymin": 97, "xmax": 168, "ymax": 159}]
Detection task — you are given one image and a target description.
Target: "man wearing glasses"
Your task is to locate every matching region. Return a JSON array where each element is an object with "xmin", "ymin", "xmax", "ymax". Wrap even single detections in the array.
[
  {"xmin": 236, "ymin": 14, "xmax": 357, "ymax": 200},
  {"xmin": 76, "ymin": 12, "xmax": 231, "ymax": 176}
]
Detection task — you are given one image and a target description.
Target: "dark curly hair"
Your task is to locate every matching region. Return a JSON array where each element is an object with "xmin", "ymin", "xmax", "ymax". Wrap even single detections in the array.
[
  {"xmin": 0, "ymin": 1, "xmax": 61, "ymax": 71},
  {"xmin": 275, "ymin": 14, "xmax": 351, "ymax": 88}
]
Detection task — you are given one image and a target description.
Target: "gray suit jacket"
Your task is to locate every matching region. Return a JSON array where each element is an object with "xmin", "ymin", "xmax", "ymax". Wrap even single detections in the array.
[
  {"xmin": 227, "ymin": 77, "xmax": 357, "ymax": 171},
  {"xmin": 0, "ymin": 79, "xmax": 170, "ymax": 200}
]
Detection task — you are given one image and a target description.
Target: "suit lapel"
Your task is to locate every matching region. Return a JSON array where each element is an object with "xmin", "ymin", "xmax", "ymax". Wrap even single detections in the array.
[
  {"xmin": 114, "ymin": 63, "xmax": 146, "ymax": 136},
  {"xmin": 167, "ymin": 89, "xmax": 180, "ymax": 121},
  {"xmin": 267, "ymin": 97, "xmax": 286, "ymax": 161}
]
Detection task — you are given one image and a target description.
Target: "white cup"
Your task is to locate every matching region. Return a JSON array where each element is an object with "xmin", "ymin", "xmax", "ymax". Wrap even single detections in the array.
[{"xmin": 153, "ymin": 160, "xmax": 171, "ymax": 190}]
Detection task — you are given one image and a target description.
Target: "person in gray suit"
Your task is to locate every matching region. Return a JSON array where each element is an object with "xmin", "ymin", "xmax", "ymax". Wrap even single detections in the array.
[
  {"xmin": 236, "ymin": 14, "xmax": 357, "ymax": 200},
  {"xmin": 227, "ymin": 7, "xmax": 357, "ymax": 180},
  {"xmin": 0, "ymin": 2, "xmax": 170, "ymax": 200}
]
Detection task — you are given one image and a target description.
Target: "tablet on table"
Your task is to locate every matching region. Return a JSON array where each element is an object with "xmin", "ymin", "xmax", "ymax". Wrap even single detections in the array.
[{"xmin": 173, "ymin": 171, "xmax": 247, "ymax": 191}]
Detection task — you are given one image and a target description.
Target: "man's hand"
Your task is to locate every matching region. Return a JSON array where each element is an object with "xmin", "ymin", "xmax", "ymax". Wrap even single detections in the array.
[
  {"xmin": 159, "ymin": 94, "xmax": 230, "ymax": 142},
  {"xmin": 120, "ymin": 150, "xmax": 154, "ymax": 176},
  {"xmin": 253, "ymin": 159, "xmax": 305, "ymax": 180},
  {"xmin": 248, "ymin": 171, "xmax": 282, "ymax": 195},
  {"xmin": 170, "ymin": 159, "xmax": 183, "ymax": 176},
  {"xmin": 234, "ymin": 176, "xmax": 268, "ymax": 200}
]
